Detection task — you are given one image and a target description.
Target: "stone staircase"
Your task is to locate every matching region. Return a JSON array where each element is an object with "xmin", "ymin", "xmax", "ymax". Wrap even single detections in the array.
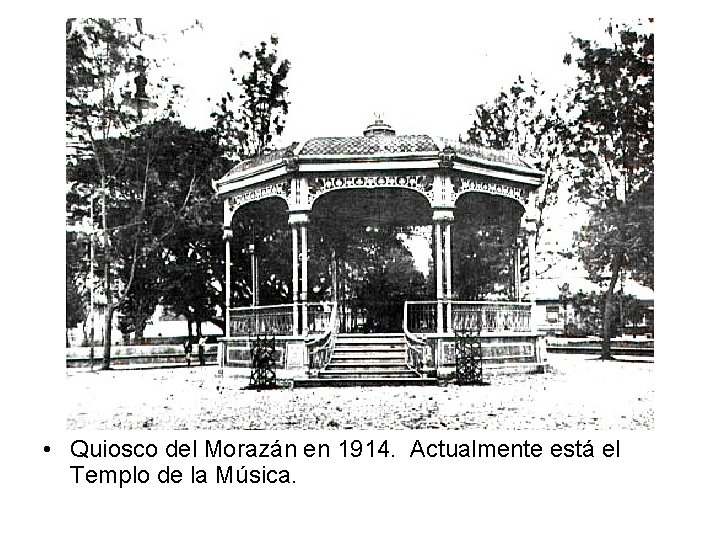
[{"xmin": 296, "ymin": 333, "xmax": 437, "ymax": 387}]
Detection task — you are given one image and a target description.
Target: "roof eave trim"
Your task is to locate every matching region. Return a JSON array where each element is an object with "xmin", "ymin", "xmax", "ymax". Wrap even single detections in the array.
[
  {"xmin": 454, "ymin": 154, "xmax": 544, "ymax": 180},
  {"xmin": 299, "ymin": 152, "xmax": 439, "ymax": 163},
  {"xmin": 216, "ymin": 160, "xmax": 285, "ymax": 187}
]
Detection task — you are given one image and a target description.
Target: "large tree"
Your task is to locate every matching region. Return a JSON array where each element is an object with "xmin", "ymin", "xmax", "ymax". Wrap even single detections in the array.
[
  {"xmin": 66, "ymin": 18, "xmax": 197, "ymax": 368},
  {"xmin": 565, "ymin": 21, "xmax": 654, "ymax": 358}
]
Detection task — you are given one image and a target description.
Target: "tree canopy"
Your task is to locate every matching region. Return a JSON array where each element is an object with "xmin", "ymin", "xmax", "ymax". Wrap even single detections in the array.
[
  {"xmin": 465, "ymin": 19, "xmax": 653, "ymax": 354},
  {"xmin": 566, "ymin": 21, "xmax": 654, "ymax": 356},
  {"xmin": 210, "ymin": 35, "xmax": 291, "ymax": 159},
  {"xmin": 67, "ymin": 23, "xmax": 294, "ymax": 363}
]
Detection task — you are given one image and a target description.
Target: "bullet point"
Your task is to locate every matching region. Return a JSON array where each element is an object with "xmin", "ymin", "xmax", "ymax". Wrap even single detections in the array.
[{"xmin": 44, "ymin": 446, "xmax": 50, "ymax": 453}]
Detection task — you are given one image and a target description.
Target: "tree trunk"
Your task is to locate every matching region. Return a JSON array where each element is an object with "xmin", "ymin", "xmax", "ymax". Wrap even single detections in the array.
[
  {"xmin": 196, "ymin": 320, "xmax": 205, "ymax": 366},
  {"xmin": 102, "ymin": 221, "xmax": 113, "ymax": 369},
  {"xmin": 186, "ymin": 317, "xmax": 194, "ymax": 367},
  {"xmin": 102, "ymin": 304, "xmax": 114, "ymax": 370},
  {"xmin": 601, "ymin": 254, "xmax": 622, "ymax": 360}
]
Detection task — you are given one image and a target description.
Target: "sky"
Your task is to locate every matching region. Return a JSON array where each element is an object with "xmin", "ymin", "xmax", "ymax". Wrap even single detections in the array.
[{"xmin": 144, "ymin": 9, "xmax": 613, "ymax": 145}]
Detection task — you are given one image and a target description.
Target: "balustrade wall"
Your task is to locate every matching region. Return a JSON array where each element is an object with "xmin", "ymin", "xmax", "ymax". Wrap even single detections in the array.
[
  {"xmin": 229, "ymin": 302, "xmax": 335, "ymax": 338},
  {"xmin": 405, "ymin": 301, "xmax": 532, "ymax": 334}
]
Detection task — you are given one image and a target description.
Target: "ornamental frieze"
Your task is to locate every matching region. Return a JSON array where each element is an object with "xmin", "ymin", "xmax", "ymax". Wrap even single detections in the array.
[
  {"xmin": 227, "ymin": 179, "xmax": 290, "ymax": 214},
  {"xmin": 452, "ymin": 178, "xmax": 529, "ymax": 206},
  {"xmin": 308, "ymin": 174, "xmax": 433, "ymax": 205}
]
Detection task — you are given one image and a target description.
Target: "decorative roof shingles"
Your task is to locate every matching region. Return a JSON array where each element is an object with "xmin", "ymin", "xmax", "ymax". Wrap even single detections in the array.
[
  {"xmin": 436, "ymin": 137, "xmax": 529, "ymax": 168},
  {"xmin": 223, "ymin": 135, "xmax": 532, "ymax": 177},
  {"xmin": 300, "ymin": 134, "xmax": 438, "ymax": 156}
]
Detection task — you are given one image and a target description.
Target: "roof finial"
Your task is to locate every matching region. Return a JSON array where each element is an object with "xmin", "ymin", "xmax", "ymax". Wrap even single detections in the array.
[{"xmin": 363, "ymin": 114, "xmax": 395, "ymax": 136}]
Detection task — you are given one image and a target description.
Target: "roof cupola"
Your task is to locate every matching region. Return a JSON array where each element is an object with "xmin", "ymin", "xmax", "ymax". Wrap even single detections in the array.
[{"xmin": 363, "ymin": 115, "xmax": 396, "ymax": 136}]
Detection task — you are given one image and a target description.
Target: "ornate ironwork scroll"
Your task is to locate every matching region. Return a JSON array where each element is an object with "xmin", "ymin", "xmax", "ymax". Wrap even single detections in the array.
[
  {"xmin": 249, "ymin": 334, "xmax": 278, "ymax": 389},
  {"xmin": 454, "ymin": 329, "xmax": 488, "ymax": 385},
  {"xmin": 307, "ymin": 174, "xmax": 433, "ymax": 206},
  {"xmin": 227, "ymin": 179, "xmax": 290, "ymax": 215},
  {"xmin": 451, "ymin": 177, "xmax": 530, "ymax": 206}
]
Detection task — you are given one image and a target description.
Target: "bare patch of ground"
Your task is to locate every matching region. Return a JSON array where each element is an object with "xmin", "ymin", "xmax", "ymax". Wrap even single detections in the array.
[{"xmin": 66, "ymin": 354, "xmax": 653, "ymax": 430}]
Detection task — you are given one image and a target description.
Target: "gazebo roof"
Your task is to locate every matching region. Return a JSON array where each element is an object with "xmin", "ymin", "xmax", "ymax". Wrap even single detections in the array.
[
  {"xmin": 299, "ymin": 134, "xmax": 437, "ymax": 156},
  {"xmin": 216, "ymin": 119, "xmax": 543, "ymax": 197}
]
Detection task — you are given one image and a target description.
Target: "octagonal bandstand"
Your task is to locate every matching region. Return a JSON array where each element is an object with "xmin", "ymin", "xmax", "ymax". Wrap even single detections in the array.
[{"xmin": 214, "ymin": 119, "xmax": 547, "ymax": 384}]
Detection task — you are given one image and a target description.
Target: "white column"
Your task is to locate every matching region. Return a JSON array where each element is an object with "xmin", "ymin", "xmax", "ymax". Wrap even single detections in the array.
[
  {"xmin": 289, "ymin": 211, "xmax": 310, "ymax": 335},
  {"xmin": 444, "ymin": 222, "xmax": 452, "ymax": 332},
  {"xmin": 434, "ymin": 221, "xmax": 444, "ymax": 333},
  {"xmin": 291, "ymin": 225, "xmax": 299, "ymax": 336},
  {"xmin": 527, "ymin": 227, "xmax": 537, "ymax": 300},
  {"xmin": 524, "ymin": 201, "xmax": 538, "ymax": 332},
  {"xmin": 525, "ymin": 218, "xmax": 538, "ymax": 333},
  {"xmin": 249, "ymin": 245, "xmax": 257, "ymax": 307},
  {"xmin": 301, "ymin": 223, "xmax": 308, "ymax": 335},
  {"xmin": 223, "ymin": 227, "xmax": 232, "ymax": 338},
  {"xmin": 514, "ymin": 244, "xmax": 521, "ymax": 302}
]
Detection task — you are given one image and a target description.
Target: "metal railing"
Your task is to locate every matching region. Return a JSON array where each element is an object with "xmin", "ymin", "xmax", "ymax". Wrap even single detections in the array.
[
  {"xmin": 405, "ymin": 330, "xmax": 432, "ymax": 373},
  {"xmin": 230, "ymin": 304, "xmax": 294, "ymax": 337},
  {"xmin": 306, "ymin": 302, "xmax": 335, "ymax": 334},
  {"xmin": 451, "ymin": 301, "xmax": 531, "ymax": 332},
  {"xmin": 404, "ymin": 300, "xmax": 533, "ymax": 335},
  {"xmin": 307, "ymin": 302, "xmax": 338, "ymax": 371},
  {"xmin": 403, "ymin": 302, "xmax": 433, "ymax": 374},
  {"xmin": 405, "ymin": 301, "xmax": 439, "ymax": 334}
]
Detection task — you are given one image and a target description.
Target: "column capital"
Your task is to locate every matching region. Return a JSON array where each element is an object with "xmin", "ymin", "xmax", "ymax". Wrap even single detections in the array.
[
  {"xmin": 223, "ymin": 226, "xmax": 233, "ymax": 241},
  {"xmin": 288, "ymin": 210, "xmax": 309, "ymax": 226},
  {"xmin": 432, "ymin": 208, "xmax": 455, "ymax": 222}
]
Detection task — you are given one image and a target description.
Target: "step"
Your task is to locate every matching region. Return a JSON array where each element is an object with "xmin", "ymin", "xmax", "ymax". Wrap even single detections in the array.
[
  {"xmin": 294, "ymin": 377, "xmax": 438, "ymax": 388},
  {"xmin": 334, "ymin": 342, "xmax": 406, "ymax": 347},
  {"xmin": 328, "ymin": 360, "xmax": 407, "ymax": 368},
  {"xmin": 335, "ymin": 335, "xmax": 405, "ymax": 344},
  {"xmin": 335, "ymin": 333, "xmax": 405, "ymax": 338},
  {"xmin": 326, "ymin": 361, "xmax": 409, "ymax": 369},
  {"xmin": 333, "ymin": 344, "xmax": 406, "ymax": 352},
  {"xmin": 333, "ymin": 351, "xmax": 405, "ymax": 358},
  {"xmin": 319, "ymin": 370, "xmax": 418, "ymax": 379},
  {"xmin": 332, "ymin": 350, "xmax": 406, "ymax": 359}
]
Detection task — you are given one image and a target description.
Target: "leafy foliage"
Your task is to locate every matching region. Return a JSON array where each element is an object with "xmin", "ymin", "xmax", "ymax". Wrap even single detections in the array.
[
  {"xmin": 307, "ymin": 190, "xmax": 431, "ymax": 332},
  {"xmin": 467, "ymin": 75, "xmax": 569, "ymax": 240},
  {"xmin": 229, "ymin": 199, "xmax": 292, "ymax": 308},
  {"xmin": 66, "ymin": 231, "xmax": 88, "ymax": 331},
  {"xmin": 210, "ymin": 35, "xmax": 291, "ymax": 158},
  {"xmin": 452, "ymin": 195, "xmax": 521, "ymax": 300},
  {"xmin": 66, "ymin": 18, "xmax": 201, "ymax": 365},
  {"xmin": 565, "ymin": 20, "xmax": 654, "ymax": 355},
  {"xmin": 66, "ymin": 18, "xmax": 141, "ymax": 161},
  {"xmin": 564, "ymin": 291, "xmax": 651, "ymax": 338}
]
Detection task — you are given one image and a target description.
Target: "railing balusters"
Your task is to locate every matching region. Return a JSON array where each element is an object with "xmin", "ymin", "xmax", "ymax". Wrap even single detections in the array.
[
  {"xmin": 404, "ymin": 300, "xmax": 532, "ymax": 334},
  {"xmin": 229, "ymin": 302, "xmax": 337, "ymax": 338}
]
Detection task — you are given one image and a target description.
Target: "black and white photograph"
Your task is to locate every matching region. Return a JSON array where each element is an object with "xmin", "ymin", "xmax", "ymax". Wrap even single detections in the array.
[
  {"xmin": 63, "ymin": 13, "xmax": 654, "ymax": 430},
  {"xmin": 10, "ymin": 4, "xmax": 720, "ymax": 540}
]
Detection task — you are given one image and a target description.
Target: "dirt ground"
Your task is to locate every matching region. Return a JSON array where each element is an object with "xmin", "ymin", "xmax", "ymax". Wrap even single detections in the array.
[{"xmin": 66, "ymin": 354, "xmax": 653, "ymax": 430}]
